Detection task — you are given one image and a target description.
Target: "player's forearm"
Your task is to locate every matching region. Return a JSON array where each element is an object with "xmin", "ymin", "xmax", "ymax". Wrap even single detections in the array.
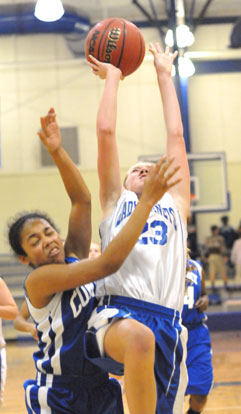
[
  {"xmin": 50, "ymin": 146, "xmax": 91, "ymax": 205},
  {"xmin": 14, "ymin": 316, "xmax": 34, "ymax": 333},
  {"xmin": 0, "ymin": 304, "xmax": 18, "ymax": 320},
  {"xmin": 97, "ymin": 69, "xmax": 121, "ymax": 137},
  {"xmin": 157, "ymin": 73, "xmax": 183, "ymax": 139}
]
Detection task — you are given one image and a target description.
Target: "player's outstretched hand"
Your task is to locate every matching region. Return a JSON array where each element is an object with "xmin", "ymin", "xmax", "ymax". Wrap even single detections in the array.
[
  {"xmin": 38, "ymin": 108, "xmax": 62, "ymax": 154},
  {"xmin": 87, "ymin": 55, "xmax": 124, "ymax": 80},
  {"xmin": 141, "ymin": 156, "xmax": 181, "ymax": 206},
  {"xmin": 149, "ymin": 43, "xmax": 178, "ymax": 76}
]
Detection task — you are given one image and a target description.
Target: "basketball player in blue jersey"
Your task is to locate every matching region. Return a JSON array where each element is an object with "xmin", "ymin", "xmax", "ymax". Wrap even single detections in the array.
[
  {"xmin": 8, "ymin": 108, "xmax": 181, "ymax": 414},
  {"xmin": 182, "ymin": 257, "xmax": 213, "ymax": 414},
  {"xmin": 87, "ymin": 42, "xmax": 190, "ymax": 414}
]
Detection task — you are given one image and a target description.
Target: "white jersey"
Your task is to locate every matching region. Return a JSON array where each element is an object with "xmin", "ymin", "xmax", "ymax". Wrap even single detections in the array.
[{"xmin": 96, "ymin": 190, "xmax": 187, "ymax": 313}]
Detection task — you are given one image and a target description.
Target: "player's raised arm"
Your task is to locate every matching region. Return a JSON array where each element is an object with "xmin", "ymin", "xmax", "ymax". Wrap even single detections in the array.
[
  {"xmin": 88, "ymin": 56, "xmax": 124, "ymax": 219},
  {"xmin": 38, "ymin": 108, "xmax": 91, "ymax": 259},
  {"xmin": 149, "ymin": 43, "xmax": 190, "ymax": 222}
]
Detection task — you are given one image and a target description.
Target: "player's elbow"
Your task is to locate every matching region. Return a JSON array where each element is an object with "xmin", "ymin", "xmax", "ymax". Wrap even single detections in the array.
[
  {"xmin": 97, "ymin": 122, "xmax": 115, "ymax": 140},
  {"xmin": 98, "ymin": 256, "xmax": 124, "ymax": 279}
]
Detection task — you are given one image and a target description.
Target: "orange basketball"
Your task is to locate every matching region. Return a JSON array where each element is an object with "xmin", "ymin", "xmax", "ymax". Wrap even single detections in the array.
[{"xmin": 85, "ymin": 17, "xmax": 145, "ymax": 76}]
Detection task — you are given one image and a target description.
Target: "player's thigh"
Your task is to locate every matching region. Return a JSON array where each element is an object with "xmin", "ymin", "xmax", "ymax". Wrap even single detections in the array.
[{"xmin": 104, "ymin": 318, "xmax": 155, "ymax": 363}]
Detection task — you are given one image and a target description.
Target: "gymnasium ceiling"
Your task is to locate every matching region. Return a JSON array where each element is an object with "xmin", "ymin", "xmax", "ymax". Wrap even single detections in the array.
[
  {"xmin": 0, "ymin": 1, "xmax": 240, "ymax": 57},
  {"xmin": 49, "ymin": 0, "xmax": 241, "ymax": 24},
  {"xmin": 0, "ymin": 0, "xmax": 240, "ymax": 24}
]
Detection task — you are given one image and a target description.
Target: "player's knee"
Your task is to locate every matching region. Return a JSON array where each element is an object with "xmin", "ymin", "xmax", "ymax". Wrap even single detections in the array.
[
  {"xmin": 127, "ymin": 324, "xmax": 155, "ymax": 356},
  {"xmin": 191, "ymin": 394, "xmax": 208, "ymax": 405}
]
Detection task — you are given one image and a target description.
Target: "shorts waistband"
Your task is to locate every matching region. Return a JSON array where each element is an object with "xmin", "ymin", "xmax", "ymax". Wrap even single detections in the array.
[
  {"xmin": 36, "ymin": 371, "xmax": 109, "ymax": 388},
  {"xmin": 101, "ymin": 295, "xmax": 180, "ymax": 322}
]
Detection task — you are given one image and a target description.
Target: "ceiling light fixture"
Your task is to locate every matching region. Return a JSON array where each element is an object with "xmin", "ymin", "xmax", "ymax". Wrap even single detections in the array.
[
  {"xmin": 178, "ymin": 56, "xmax": 195, "ymax": 77},
  {"xmin": 165, "ymin": 25, "xmax": 195, "ymax": 48},
  {"xmin": 34, "ymin": 0, "xmax": 65, "ymax": 22}
]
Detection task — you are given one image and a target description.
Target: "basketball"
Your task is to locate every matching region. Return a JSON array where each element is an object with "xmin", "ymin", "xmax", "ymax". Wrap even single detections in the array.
[{"xmin": 85, "ymin": 17, "xmax": 145, "ymax": 76}]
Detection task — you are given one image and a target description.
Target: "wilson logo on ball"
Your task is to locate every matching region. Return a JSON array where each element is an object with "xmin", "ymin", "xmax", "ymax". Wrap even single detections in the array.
[{"xmin": 104, "ymin": 28, "xmax": 121, "ymax": 63}]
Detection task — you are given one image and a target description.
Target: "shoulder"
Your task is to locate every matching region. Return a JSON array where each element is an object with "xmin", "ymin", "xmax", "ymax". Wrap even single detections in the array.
[
  {"xmin": 101, "ymin": 189, "xmax": 137, "ymax": 221},
  {"xmin": 0, "ymin": 277, "xmax": 6, "ymax": 287}
]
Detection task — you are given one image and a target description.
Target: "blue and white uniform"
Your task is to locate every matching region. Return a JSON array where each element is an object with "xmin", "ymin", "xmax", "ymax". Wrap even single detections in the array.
[
  {"xmin": 182, "ymin": 259, "xmax": 213, "ymax": 396},
  {"xmin": 24, "ymin": 257, "xmax": 123, "ymax": 414},
  {"xmin": 86, "ymin": 190, "xmax": 188, "ymax": 414}
]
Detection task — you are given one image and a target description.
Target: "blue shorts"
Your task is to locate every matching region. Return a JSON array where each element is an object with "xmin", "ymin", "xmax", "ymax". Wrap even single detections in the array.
[
  {"xmin": 85, "ymin": 295, "xmax": 188, "ymax": 414},
  {"xmin": 24, "ymin": 371, "xmax": 123, "ymax": 414},
  {"xmin": 185, "ymin": 323, "xmax": 213, "ymax": 396}
]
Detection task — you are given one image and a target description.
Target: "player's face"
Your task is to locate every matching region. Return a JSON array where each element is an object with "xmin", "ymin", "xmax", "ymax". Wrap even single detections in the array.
[
  {"xmin": 19, "ymin": 218, "xmax": 65, "ymax": 268},
  {"xmin": 88, "ymin": 242, "xmax": 101, "ymax": 259},
  {"xmin": 125, "ymin": 162, "xmax": 153, "ymax": 197}
]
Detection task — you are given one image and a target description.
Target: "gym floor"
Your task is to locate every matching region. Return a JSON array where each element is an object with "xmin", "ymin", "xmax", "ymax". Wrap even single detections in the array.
[{"xmin": 2, "ymin": 330, "xmax": 241, "ymax": 414}]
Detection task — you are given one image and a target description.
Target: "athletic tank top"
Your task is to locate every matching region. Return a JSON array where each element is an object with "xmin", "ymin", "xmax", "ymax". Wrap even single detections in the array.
[
  {"xmin": 96, "ymin": 190, "xmax": 187, "ymax": 313},
  {"xmin": 25, "ymin": 257, "xmax": 99, "ymax": 376},
  {"xmin": 182, "ymin": 259, "xmax": 206, "ymax": 326}
]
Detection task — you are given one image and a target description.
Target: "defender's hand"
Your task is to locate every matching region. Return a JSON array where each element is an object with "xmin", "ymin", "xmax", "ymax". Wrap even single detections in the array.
[
  {"xmin": 141, "ymin": 156, "xmax": 182, "ymax": 206},
  {"xmin": 149, "ymin": 43, "xmax": 178, "ymax": 76},
  {"xmin": 38, "ymin": 108, "xmax": 62, "ymax": 154}
]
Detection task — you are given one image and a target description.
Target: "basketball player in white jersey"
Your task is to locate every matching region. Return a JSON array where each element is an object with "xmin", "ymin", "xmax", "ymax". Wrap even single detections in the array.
[
  {"xmin": 87, "ymin": 43, "xmax": 190, "ymax": 414},
  {"xmin": 0, "ymin": 277, "xmax": 19, "ymax": 406}
]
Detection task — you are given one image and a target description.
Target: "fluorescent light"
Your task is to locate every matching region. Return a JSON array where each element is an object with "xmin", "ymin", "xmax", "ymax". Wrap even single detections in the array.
[
  {"xmin": 34, "ymin": 0, "xmax": 65, "ymax": 22},
  {"xmin": 165, "ymin": 25, "xmax": 195, "ymax": 48},
  {"xmin": 178, "ymin": 56, "xmax": 195, "ymax": 77}
]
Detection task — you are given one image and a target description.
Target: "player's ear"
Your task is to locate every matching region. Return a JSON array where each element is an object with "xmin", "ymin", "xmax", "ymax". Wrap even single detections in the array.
[{"xmin": 18, "ymin": 255, "xmax": 30, "ymax": 266}]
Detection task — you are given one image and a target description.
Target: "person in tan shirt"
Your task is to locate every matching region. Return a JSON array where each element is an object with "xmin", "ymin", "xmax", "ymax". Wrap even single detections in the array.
[{"xmin": 205, "ymin": 225, "xmax": 227, "ymax": 289}]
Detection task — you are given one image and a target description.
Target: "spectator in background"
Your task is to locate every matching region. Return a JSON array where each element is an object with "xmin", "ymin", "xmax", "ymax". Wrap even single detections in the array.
[
  {"xmin": 219, "ymin": 216, "xmax": 237, "ymax": 251},
  {"xmin": 231, "ymin": 234, "xmax": 241, "ymax": 283},
  {"xmin": 205, "ymin": 225, "xmax": 228, "ymax": 290},
  {"xmin": 88, "ymin": 241, "xmax": 101, "ymax": 259},
  {"xmin": 187, "ymin": 214, "xmax": 199, "ymax": 259},
  {"xmin": 0, "ymin": 277, "xmax": 19, "ymax": 406}
]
